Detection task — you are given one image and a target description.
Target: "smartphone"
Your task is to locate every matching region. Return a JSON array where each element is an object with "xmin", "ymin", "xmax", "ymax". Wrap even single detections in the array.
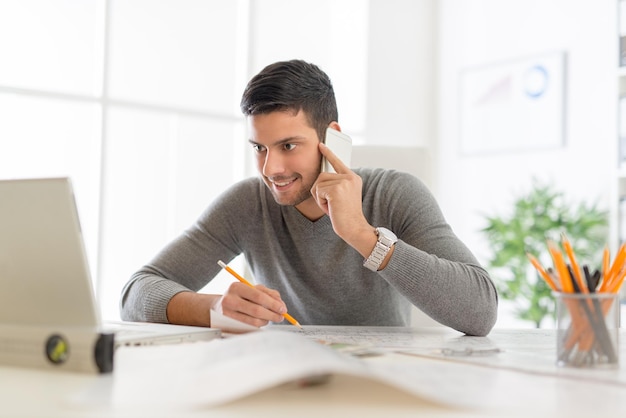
[{"xmin": 322, "ymin": 127, "xmax": 352, "ymax": 173}]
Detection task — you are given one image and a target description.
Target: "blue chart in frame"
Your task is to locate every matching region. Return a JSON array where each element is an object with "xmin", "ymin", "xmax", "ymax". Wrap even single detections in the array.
[{"xmin": 459, "ymin": 52, "xmax": 565, "ymax": 155}]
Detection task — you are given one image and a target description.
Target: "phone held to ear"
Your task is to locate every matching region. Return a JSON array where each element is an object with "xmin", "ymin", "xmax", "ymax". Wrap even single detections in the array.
[{"xmin": 322, "ymin": 127, "xmax": 352, "ymax": 173}]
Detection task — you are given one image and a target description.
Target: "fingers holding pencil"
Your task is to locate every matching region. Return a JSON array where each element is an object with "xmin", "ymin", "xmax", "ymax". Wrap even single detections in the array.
[
  {"xmin": 218, "ymin": 260, "xmax": 302, "ymax": 329},
  {"xmin": 216, "ymin": 282, "xmax": 288, "ymax": 327}
]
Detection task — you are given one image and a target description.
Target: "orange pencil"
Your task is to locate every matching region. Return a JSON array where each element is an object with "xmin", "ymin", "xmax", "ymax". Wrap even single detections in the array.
[
  {"xmin": 217, "ymin": 260, "xmax": 302, "ymax": 329},
  {"xmin": 601, "ymin": 243, "xmax": 626, "ymax": 292},
  {"xmin": 526, "ymin": 253, "xmax": 559, "ymax": 291},
  {"xmin": 561, "ymin": 234, "xmax": 588, "ymax": 293},
  {"xmin": 546, "ymin": 241, "xmax": 585, "ymax": 352},
  {"xmin": 548, "ymin": 240, "xmax": 574, "ymax": 293},
  {"xmin": 608, "ymin": 266, "xmax": 626, "ymax": 294}
]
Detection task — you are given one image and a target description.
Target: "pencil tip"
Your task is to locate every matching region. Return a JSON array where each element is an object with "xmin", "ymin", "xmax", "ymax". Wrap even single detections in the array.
[{"xmin": 217, "ymin": 260, "xmax": 226, "ymax": 268}]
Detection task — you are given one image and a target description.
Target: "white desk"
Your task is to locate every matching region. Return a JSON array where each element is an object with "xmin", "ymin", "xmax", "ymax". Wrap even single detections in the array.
[{"xmin": 1, "ymin": 327, "xmax": 626, "ymax": 418}]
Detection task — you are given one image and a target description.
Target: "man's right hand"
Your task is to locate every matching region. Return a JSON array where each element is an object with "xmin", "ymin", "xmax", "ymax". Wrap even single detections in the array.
[
  {"xmin": 213, "ymin": 282, "xmax": 288, "ymax": 327},
  {"xmin": 165, "ymin": 283, "xmax": 287, "ymax": 328}
]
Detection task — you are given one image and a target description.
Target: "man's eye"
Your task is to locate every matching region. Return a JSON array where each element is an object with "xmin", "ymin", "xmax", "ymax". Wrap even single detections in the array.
[
  {"xmin": 284, "ymin": 143, "xmax": 296, "ymax": 151},
  {"xmin": 252, "ymin": 144, "xmax": 266, "ymax": 152}
]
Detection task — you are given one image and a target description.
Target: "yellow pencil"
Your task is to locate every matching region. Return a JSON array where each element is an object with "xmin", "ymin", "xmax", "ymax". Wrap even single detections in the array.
[{"xmin": 217, "ymin": 260, "xmax": 302, "ymax": 328}]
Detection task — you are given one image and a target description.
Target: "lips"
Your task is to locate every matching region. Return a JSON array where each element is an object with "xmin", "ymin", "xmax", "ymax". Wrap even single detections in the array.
[{"xmin": 270, "ymin": 177, "xmax": 296, "ymax": 189}]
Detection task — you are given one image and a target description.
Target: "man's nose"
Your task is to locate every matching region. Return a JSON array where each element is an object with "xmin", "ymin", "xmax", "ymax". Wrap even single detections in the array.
[{"xmin": 262, "ymin": 150, "xmax": 286, "ymax": 177}]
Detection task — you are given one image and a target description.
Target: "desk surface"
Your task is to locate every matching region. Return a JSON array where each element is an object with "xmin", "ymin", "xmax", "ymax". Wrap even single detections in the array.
[{"xmin": 2, "ymin": 327, "xmax": 626, "ymax": 418}]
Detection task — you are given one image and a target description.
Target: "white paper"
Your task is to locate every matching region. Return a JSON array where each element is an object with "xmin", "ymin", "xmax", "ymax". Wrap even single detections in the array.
[
  {"xmin": 110, "ymin": 330, "xmax": 367, "ymax": 408},
  {"xmin": 284, "ymin": 326, "xmax": 626, "ymax": 385},
  {"xmin": 209, "ymin": 308, "xmax": 259, "ymax": 334},
  {"xmin": 70, "ymin": 327, "xmax": 626, "ymax": 416}
]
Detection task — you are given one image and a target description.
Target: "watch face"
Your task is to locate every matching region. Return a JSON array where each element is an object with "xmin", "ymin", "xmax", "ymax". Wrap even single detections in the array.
[{"xmin": 376, "ymin": 227, "xmax": 397, "ymax": 242}]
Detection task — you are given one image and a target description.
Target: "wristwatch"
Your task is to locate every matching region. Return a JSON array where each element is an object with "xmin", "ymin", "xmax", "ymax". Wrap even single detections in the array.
[{"xmin": 363, "ymin": 227, "xmax": 398, "ymax": 272}]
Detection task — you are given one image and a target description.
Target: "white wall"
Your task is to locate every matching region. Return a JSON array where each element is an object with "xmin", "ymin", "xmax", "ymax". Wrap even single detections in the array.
[
  {"xmin": 438, "ymin": 0, "xmax": 616, "ymax": 326},
  {"xmin": 1, "ymin": 0, "xmax": 616, "ymax": 326},
  {"xmin": 365, "ymin": 0, "xmax": 437, "ymax": 150},
  {"xmin": 247, "ymin": 0, "xmax": 369, "ymax": 137}
]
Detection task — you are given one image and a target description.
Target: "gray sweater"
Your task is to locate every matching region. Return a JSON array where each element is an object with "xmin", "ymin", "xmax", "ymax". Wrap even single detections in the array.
[{"xmin": 120, "ymin": 168, "xmax": 498, "ymax": 336}]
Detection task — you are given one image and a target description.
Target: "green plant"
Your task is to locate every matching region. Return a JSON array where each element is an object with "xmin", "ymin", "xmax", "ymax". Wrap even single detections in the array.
[{"xmin": 481, "ymin": 180, "xmax": 608, "ymax": 328}]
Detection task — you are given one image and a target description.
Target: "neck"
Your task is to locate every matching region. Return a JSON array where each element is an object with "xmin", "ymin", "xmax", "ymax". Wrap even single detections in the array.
[{"xmin": 294, "ymin": 197, "xmax": 325, "ymax": 221}]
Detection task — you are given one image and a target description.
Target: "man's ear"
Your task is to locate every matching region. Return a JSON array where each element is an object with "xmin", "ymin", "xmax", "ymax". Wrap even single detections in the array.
[{"xmin": 328, "ymin": 121, "xmax": 341, "ymax": 132}]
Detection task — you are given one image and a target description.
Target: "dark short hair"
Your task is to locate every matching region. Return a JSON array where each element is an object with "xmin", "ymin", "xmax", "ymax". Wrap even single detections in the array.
[{"xmin": 240, "ymin": 60, "xmax": 338, "ymax": 142}]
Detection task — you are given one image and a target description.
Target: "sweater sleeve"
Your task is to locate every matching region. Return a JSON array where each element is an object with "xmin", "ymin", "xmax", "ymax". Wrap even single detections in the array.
[
  {"xmin": 362, "ymin": 169, "xmax": 498, "ymax": 336},
  {"xmin": 119, "ymin": 179, "xmax": 257, "ymax": 323}
]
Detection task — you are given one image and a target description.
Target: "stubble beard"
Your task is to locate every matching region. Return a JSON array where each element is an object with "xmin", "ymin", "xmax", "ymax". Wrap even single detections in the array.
[{"xmin": 265, "ymin": 170, "xmax": 319, "ymax": 207}]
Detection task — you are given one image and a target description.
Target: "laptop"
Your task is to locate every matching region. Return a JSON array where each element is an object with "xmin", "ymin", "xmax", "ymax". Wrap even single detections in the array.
[{"xmin": 0, "ymin": 177, "xmax": 220, "ymax": 373}]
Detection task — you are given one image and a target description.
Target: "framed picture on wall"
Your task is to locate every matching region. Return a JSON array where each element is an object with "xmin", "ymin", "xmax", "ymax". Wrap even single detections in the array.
[{"xmin": 459, "ymin": 51, "xmax": 566, "ymax": 155}]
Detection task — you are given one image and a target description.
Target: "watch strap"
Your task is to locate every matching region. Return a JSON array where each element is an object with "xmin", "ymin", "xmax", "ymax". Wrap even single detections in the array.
[{"xmin": 363, "ymin": 227, "xmax": 397, "ymax": 272}]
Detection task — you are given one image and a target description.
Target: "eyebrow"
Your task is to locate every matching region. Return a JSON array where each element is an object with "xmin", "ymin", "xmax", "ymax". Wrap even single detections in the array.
[{"xmin": 247, "ymin": 136, "xmax": 307, "ymax": 147}]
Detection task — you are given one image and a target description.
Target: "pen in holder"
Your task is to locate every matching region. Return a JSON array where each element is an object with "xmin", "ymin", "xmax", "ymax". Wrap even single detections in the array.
[{"xmin": 527, "ymin": 234, "xmax": 624, "ymax": 369}]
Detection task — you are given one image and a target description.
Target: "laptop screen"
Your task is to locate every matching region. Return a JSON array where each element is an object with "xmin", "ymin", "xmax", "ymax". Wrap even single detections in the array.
[{"xmin": 0, "ymin": 177, "xmax": 100, "ymax": 328}]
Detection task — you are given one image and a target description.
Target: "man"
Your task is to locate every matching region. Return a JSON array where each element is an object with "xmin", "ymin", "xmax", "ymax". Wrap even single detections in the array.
[{"xmin": 120, "ymin": 60, "xmax": 498, "ymax": 336}]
